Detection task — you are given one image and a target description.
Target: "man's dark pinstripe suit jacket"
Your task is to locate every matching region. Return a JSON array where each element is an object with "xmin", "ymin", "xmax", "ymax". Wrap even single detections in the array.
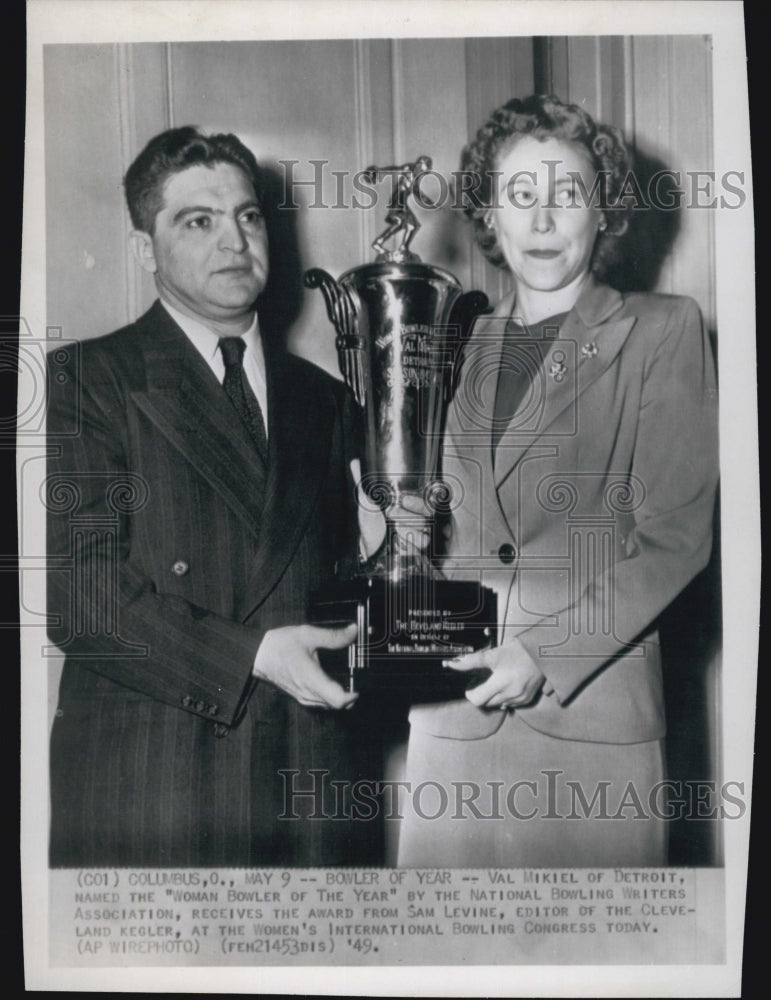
[{"xmin": 47, "ymin": 301, "xmax": 380, "ymax": 867}]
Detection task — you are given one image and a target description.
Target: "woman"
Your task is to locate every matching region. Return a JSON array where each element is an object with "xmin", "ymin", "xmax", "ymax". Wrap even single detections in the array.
[{"xmin": 396, "ymin": 95, "xmax": 718, "ymax": 867}]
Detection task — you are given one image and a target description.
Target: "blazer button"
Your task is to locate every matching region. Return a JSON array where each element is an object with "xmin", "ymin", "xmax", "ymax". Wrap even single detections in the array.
[
  {"xmin": 172, "ymin": 560, "xmax": 189, "ymax": 576},
  {"xmin": 195, "ymin": 700, "xmax": 205, "ymax": 713},
  {"xmin": 213, "ymin": 723, "xmax": 229, "ymax": 739},
  {"xmin": 207, "ymin": 704, "xmax": 219, "ymax": 716},
  {"xmin": 181, "ymin": 695, "xmax": 193, "ymax": 708},
  {"xmin": 498, "ymin": 543, "xmax": 517, "ymax": 565}
]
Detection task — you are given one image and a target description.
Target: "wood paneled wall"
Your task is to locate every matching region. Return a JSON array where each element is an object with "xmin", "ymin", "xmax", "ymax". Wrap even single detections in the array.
[
  {"xmin": 45, "ymin": 35, "xmax": 715, "ymax": 353},
  {"xmin": 535, "ymin": 35, "xmax": 715, "ymax": 328}
]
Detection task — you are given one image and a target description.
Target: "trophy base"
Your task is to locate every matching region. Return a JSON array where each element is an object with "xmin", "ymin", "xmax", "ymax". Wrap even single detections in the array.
[{"xmin": 310, "ymin": 577, "xmax": 497, "ymax": 704}]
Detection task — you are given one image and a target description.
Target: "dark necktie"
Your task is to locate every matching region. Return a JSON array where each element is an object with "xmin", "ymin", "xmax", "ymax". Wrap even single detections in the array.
[{"xmin": 218, "ymin": 337, "xmax": 268, "ymax": 462}]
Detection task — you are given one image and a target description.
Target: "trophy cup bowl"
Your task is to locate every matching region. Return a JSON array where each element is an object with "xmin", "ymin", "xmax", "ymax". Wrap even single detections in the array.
[{"xmin": 306, "ymin": 261, "xmax": 496, "ymax": 704}]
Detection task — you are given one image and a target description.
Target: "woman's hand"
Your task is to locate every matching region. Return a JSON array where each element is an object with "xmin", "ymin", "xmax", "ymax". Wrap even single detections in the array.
[{"xmin": 444, "ymin": 637, "xmax": 553, "ymax": 710}]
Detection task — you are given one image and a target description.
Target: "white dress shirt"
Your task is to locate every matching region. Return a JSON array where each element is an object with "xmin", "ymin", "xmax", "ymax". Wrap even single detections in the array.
[{"xmin": 160, "ymin": 299, "xmax": 269, "ymax": 435}]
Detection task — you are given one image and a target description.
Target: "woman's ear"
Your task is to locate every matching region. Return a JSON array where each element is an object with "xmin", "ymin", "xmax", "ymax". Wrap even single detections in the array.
[
  {"xmin": 129, "ymin": 230, "xmax": 158, "ymax": 274},
  {"xmin": 600, "ymin": 213, "xmax": 629, "ymax": 238}
]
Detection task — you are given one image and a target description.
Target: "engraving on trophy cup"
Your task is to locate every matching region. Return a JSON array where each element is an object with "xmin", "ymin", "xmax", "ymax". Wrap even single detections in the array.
[{"xmin": 305, "ymin": 158, "xmax": 496, "ymax": 703}]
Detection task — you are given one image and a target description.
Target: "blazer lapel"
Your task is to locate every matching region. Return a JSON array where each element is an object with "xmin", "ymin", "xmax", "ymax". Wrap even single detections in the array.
[
  {"xmin": 444, "ymin": 296, "xmax": 517, "ymax": 546},
  {"xmin": 130, "ymin": 303, "xmax": 267, "ymax": 538},
  {"xmin": 447, "ymin": 292, "xmax": 510, "ymax": 486},
  {"xmin": 492, "ymin": 278, "xmax": 636, "ymax": 486},
  {"xmin": 242, "ymin": 348, "xmax": 336, "ymax": 614}
]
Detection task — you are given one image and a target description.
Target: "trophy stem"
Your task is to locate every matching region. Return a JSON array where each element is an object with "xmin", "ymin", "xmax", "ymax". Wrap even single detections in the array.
[{"xmin": 380, "ymin": 517, "xmax": 438, "ymax": 584}]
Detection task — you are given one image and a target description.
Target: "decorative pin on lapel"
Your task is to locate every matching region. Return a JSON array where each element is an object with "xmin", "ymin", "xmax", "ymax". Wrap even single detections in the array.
[
  {"xmin": 581, "ymin": 341, "xmax": 599, "ymax": 359},
  {"xmin": 549, "ymin": 350, "xmax": 568, "ymax": 382}
]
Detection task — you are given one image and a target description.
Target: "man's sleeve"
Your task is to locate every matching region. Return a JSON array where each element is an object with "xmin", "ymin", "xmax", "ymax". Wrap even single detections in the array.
[
  {"xmin": 334, "ymin": 384, "xmax": 372, "ymax": 580},
  {"xmin": 46, "ymin": 344, "xmax": 264, "ymax": 727}
]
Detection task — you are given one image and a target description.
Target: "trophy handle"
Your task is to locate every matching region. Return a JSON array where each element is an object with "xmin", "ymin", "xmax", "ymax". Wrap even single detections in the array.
[
  {"xmin": 304, "ymin": 268, "xmax": 366, "ymax": 406},
  {"xmin": 446, "ymin": 289, "xmax": 490, "ymax": 401}
]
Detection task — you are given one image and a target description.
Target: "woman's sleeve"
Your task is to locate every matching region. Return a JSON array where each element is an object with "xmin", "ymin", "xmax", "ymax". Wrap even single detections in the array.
[{"xmin": 517, "ymin": 296, "xmax": 719, "ymax": 703}]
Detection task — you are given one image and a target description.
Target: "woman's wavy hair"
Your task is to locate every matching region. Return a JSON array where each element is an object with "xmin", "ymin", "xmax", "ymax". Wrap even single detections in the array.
[{"xmin": 460, "ymin": 94, "xmax": 633, "ymax": 278}]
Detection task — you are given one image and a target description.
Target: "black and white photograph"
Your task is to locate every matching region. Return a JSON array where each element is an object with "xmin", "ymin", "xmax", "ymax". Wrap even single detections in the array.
[{"xmin": 20, "ymin": 1, "xmax": 756, "ymax": 993}]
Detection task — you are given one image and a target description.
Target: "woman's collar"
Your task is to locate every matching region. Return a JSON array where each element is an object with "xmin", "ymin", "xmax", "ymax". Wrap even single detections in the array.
[
  {"xmin": 494, "ymin": 274, "xmax": 625, "ymax": 328},
  {"xmin": 572, "ymin": 275, "xmax": 625, "ymax": 328}
]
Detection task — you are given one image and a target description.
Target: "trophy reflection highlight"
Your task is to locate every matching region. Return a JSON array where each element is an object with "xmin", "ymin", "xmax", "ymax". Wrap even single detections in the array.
[{"xmin": 305, "ymin": 157, "xmax": 496, "ymax": 702}]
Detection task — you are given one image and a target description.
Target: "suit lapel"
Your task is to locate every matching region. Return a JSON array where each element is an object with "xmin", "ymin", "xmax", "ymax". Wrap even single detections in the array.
[
  {"xmin": 242, "ymin": 348, "xmax": 336, "ymax": 614},
  {"xmin": 130, "ymin": 302, "xmax": 267, "ymax": 538},
  {"xmin": 124, "ymin": 303, "xmax": 340, "ymax": 621},
  {"xmin": 492, "ymin": 278, "xmax": 636, "ymax": 486}
]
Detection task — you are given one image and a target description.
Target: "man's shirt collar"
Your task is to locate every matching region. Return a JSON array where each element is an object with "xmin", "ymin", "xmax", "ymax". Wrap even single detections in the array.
[{"xmin": 159, "ymin": 299, "xmax": 268, "ymax": 430}]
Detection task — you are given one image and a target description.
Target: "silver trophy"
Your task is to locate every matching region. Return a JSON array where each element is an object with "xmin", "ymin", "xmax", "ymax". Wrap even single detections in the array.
[{"xmin": 306, "ymin": 157, "xmax": 495, "ymax": 702}]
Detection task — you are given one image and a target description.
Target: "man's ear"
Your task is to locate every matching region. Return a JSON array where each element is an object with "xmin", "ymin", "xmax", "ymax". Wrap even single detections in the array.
[{"xmin": 129, "ymin": 230, "xmax": 158, "ymax": 274}]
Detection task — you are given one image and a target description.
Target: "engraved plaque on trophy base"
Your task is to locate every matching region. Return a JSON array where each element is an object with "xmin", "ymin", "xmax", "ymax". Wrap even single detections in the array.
[{"xmin": 310, "ymin": 578, "xmax": 497, "ymax": 704}]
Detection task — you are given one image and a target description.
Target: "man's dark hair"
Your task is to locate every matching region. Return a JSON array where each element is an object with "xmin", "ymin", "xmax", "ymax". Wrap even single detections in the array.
[{"xmin": 124, "ymin": 126, "xmax": 264, "ymax": 233}]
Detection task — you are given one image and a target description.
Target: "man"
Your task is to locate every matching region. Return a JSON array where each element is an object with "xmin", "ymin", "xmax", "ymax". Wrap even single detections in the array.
[{"xmin": 46, "ymin": 127, "xmax": 384, "ymax": 867}]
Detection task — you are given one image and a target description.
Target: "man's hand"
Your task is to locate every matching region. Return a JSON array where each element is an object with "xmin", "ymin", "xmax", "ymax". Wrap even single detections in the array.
[
  {"xmin": 444, "ymin": 637, "xmax": 553, "ymax": 710},
  {"xmin": 351, "ymin": 463, "xmax": 432, "ymax": 559},
  {"xmin": 253, "ymin": 623, "xmax": 358, "ymax": 709},
  {"xmin": 351, "ymin": 458, "xmax": 441, "ymax": 563},
  {"xmin": 350, "ymin": 459, "xmax": 387, "ymax": 560},
  {"xmin": 390, "ymin": 490, "xmax": 432, "ymax": 553}
]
